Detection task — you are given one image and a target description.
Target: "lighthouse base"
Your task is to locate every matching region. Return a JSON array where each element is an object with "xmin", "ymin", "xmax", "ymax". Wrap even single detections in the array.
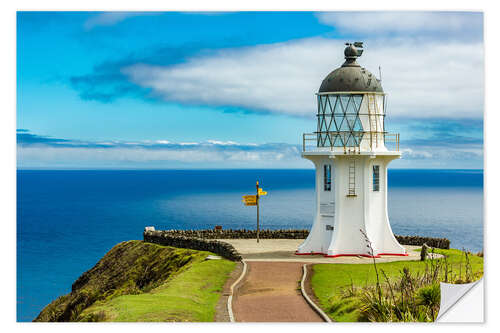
[
  {"xmin": 297, "ymin": 152, "xmax": 406, "ymax": 258},
  {"xmin": 294, "ymin": 251, "xmax": 409, "ymax": 258}
]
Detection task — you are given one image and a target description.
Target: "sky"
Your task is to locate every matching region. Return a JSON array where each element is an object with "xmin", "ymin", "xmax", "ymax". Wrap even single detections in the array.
[{"xmin": 16, "ymin": 11, "xmax": 484, "ymax": 169}]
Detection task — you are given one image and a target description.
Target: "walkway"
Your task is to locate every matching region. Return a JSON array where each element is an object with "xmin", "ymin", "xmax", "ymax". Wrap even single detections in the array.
[
  {"xmin": 232, "ymin": 261, "xmax": 324, "ymax": 322},
  {"xmin": 222, "ymin": 239, "xmax": 428, "ymax": 263}
]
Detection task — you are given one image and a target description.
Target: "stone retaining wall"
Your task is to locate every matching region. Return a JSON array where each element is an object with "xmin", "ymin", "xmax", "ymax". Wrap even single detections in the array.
[
  {"xmin": 395, "ymin": 235, "xmax": 450, "ymax": 250},
  {"xmin": 148, "ymin": 229, "xmax": 450, "ymax": 249},
  {"xmin": 143, "ymin": 230, "xmax": 242, "ymax": 261},
  {"xmin": 161, "ymin": 229, "xmax": 310, "ymax": 240}
]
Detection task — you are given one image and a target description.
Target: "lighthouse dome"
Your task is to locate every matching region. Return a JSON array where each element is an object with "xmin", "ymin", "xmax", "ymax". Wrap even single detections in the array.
[{"xmin": 319, "ymin": 43, "xmax": 383, "ymax": 93}]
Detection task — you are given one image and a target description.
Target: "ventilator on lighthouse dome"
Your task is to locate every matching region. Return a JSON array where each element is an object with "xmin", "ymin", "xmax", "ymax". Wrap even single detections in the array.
[{"xmin": 297, "ymin": 42, "xmax": 407, "ymax": 258}]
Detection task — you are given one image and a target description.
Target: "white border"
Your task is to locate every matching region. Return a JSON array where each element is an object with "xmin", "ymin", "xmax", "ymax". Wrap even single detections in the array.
[{"xmin": 3, "ymin": 1, "xmax": 497, "ymax": 333}]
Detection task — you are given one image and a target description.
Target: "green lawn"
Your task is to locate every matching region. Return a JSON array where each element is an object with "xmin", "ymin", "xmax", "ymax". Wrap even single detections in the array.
[
  {"xmin": 79, "ymin": 252, "xmax": 236, "ymax": 322},
  {"xmin": 311, "ymin": 248, "xmax": 484, "ymax": 322}
]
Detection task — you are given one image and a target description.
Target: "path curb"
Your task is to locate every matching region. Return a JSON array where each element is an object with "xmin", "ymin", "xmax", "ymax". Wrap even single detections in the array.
[
  {"xmin": 300, "ymin": 264, "xmax": 332, "ymax": 323},
  {"xmin": 227, "ymin": 260, "xmax": 248, "ymax": 322}
]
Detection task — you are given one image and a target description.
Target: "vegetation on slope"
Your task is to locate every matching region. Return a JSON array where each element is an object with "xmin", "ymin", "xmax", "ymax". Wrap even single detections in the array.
[
  {"xmin": 311, "ymin": 248, "xmax": 483, "ymax": 322},
  {"xmin": 35, "ymin": 240, "xmax": 236, "ymax": 322},
  {"xmin": 79, "ymin": 258, "xmax": 235, "ymax": 322}
]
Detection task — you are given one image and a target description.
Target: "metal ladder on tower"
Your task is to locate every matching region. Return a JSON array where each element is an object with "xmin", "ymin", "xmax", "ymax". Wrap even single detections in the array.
[
  {"xmin": 347, "ymin": 158, "xmax": 356, "ymax": 197},
  {"xmin": 367, "ymin": 94, "xmax": 378, "ymax": 150}
]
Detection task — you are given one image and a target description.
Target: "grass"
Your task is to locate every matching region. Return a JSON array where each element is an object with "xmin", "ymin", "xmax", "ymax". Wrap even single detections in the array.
[
  {"xmin": 35, "ymin": 240, "xmax": 236, "ymax": 322},
  {"xmin": 311, "ymin": 248, "xmax": 484, "ymax": 322},
  {"xmin": 80, "ymin": 258, "xmax": 236, "ymax": 322}
]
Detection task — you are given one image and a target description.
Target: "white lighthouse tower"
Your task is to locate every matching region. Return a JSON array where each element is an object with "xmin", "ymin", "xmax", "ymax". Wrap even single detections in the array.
[{"xmin": 297, "ymin": 42, "xmax": 407, "ymax": 258}]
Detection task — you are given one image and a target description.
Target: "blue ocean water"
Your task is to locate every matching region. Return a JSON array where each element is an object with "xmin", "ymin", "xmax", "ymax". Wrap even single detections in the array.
[{"xmin": 16, "ymin": 169, "xmax": 483, "ymax": 322}]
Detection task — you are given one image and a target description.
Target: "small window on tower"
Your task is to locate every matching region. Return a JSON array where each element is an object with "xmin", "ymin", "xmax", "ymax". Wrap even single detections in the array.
[
  {"xmin": 324, "ymin": 165, "xmax": 332, "ymax": 191},
  {"xmin": 373, "ymin": 165, "xmax": 380, "ymax": 192}
]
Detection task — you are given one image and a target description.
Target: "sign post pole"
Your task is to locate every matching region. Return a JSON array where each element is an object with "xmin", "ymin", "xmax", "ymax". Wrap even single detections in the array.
[
  {"xmin": 242, "ymin": 182, "xmax": 266, "ymax": 244},
  {"xmin": 256, "ymin": 181, "xmax": 260, "ymax": 243}
]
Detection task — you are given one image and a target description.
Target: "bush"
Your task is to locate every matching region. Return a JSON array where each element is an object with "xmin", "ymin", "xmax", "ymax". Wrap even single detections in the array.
[{"xmin": 416, "ymin": 284, "xmax": 440, "ymax": 319}]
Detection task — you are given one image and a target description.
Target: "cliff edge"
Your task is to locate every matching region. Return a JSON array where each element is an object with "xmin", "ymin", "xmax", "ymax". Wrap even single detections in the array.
[{"xmin": 34, "ymin": 240, "xmax": 235, "ymax": 322}]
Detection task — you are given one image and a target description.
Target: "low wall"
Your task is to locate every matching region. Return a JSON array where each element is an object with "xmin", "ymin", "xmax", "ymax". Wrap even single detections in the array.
[
  {"xmin": 160, "ymin": 229, "xmax": 310, "ymax": 240},
  {"xmin": 395, "ymin": 235, "xmax": 450, "ymax": 250},
  {"xmin": 143, "ymin": 230, "xmax": 242, "ymax": 261},
  {"xmin": 147, "ymin": 229, "xmax": 450, "ymax": 249}
]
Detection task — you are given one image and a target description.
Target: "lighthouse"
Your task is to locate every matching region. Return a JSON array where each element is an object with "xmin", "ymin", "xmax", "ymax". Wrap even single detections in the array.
[{"xmin": 297, "ymin": 42, "xmax": 407, "ymax": 258}]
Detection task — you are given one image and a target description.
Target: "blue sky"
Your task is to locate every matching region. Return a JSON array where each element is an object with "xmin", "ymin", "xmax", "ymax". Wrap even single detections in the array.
[{"xmin": 17, "ymin": 11, "xmax": 484, "ymax": 169}]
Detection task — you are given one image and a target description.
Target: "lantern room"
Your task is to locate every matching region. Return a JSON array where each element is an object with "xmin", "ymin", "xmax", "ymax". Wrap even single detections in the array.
[{"xmin": 305, "ymin": 42, "xmax": 398, "ymax": 154}]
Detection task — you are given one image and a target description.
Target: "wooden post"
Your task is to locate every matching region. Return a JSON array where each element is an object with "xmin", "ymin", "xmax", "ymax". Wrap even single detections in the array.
[{"xmin": 256, "ymin": 180, "xmax": 260, "ymax": 243}]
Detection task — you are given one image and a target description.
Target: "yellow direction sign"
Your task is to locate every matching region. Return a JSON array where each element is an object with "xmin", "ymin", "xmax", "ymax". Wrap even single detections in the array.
[
  {"xmin": 242, "ymin": 195, "xmax": 257, "ymax": 206},
  {"xmin": 258, "ymin": 188, "xmax": 267, "ymax": 196}
]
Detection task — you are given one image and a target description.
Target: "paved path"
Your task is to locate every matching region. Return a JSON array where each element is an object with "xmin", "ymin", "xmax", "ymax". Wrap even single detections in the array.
[
  {"xmin": 232, "ymin": 261, "xmax": 324, "ymax": 322},
  {"xmin": 222, "ymin": 239, "xmax": 433, "ymax": 263}
]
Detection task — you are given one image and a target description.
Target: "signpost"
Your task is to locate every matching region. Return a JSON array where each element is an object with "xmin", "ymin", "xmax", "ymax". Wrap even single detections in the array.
[
  {"xmin": 242, "ymin": 195, "xmax": 257, "ymax": 206},
  {"xmin": 242, "ymin": 181, "xmax": 267, "ymax": 243}
]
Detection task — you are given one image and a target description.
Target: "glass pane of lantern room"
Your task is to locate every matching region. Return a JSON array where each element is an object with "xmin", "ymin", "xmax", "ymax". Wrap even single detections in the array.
[
  {"xmin": 332, "ymin": 96, "xmax": 342, "ymax": 129},
  {"xmin": 333, "ymin": 134, "xmax": 343, "ymax": 147},
  {"xmin": 345, "ymin": 114, "xmax": 357, "ymax": 130},
  {"xmin": 338, "ymin": 116, "xmax": 350, "ymax": 131},
  {"xmin": 353, "ymin": 117, "xmax": 363, "ymax": 131},
  {"xmin": 319, "ymin": 95, "xmax": 328, "ymax": 114},
  {"xmin": 346, "ymin": 134, "xmax": 356, "ymax": 147},
  {"xmin": 317, "ymin": 96, "xmax": 330, "ymax": 136},
  {"xmin": 331, "ymin": 95, "xmax": 341, "ymax": 115},
  {"xmin": 325, "ymin": 95, "xmax": 335, "ymax": 115},
  {"xmin": 339, "ymin": 95, "xmax": 350, "ymax": 111},
  {"xmin": 326, "ymin": 114, "xmax": 334, "ymax": 132},
  {"xmin": 324, "ymin": 132, "xmax": 332, "ymax": 147},
  {"xmin": 345, "ymin": 96, "xmax": 358, "ymax": 115},
  {"xmin": 318, "ymin": 112, "xmax": 327, "ymax": 132},
  {"xmin": 352, "ymin": 95, "xmax": 363, "ymax": 111}
]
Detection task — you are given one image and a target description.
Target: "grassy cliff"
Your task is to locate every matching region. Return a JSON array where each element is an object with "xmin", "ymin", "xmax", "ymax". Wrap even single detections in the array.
[{"xmin": 34, "ymin": 240, "xmax": 236, "ymax": 322}]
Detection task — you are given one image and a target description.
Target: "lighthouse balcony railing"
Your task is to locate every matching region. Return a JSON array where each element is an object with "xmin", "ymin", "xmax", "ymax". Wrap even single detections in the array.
[{"xmin": 302, "ymin": 131, "xmax": 400, "ymax": 153}]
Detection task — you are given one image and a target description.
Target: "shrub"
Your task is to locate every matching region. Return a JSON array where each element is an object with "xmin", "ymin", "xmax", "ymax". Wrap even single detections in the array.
[{"xmin": 416, "ymin": 284, "xmax": 440, "ymax": 319}]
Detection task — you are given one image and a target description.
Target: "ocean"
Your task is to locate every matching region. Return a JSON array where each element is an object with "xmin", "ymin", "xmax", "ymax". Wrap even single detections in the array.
[{"xmin": 16, "ymin": 169, "xmax": 483, "ymax": 321}]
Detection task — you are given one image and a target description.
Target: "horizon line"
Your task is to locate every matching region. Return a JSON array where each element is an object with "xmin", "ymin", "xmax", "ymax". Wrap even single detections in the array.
[{"xmin": 16, "ymin": 167, "xmax": 484, "ymax": 171}]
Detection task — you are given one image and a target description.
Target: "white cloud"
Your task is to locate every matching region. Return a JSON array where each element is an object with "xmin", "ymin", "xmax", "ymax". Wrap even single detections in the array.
[
  {"xmin": 316, "ymin": 11, "xmax": 483, "ymax": 36},
  {"xmin": 123, "ymin": 36, "xmax": 483, "ymax": 119},
  {"xmin": 17, "ymin": 135, "xmax": 482, "ymax": 169},
  {"xmin": 17, "ymin": 141, "xmax": 308, "ymax": 169},
  {"xmin": 400, "ymin": 146, "xmax": 482, "ymax": 162},
  {"xmin": 83, "ymin": 12, "xmax": 154, "ymax": 30},
  {"xmin": 206, "ymin": 140, "xmax": 238, "ymax": 145},
  {"xmin": 401, "ymin": 148, "xmax": 433, "ymax": 159}
]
